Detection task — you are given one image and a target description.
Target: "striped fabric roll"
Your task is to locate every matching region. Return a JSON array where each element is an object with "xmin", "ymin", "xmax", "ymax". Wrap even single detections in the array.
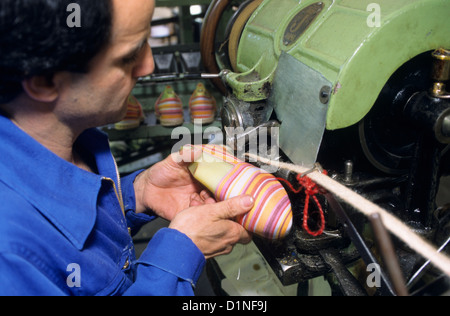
[
  {"xmin": 114, "ymin": 94, "xmax": 145, "ymax": 130},
  {"xmin": 189, "ymin": 83, "xmax": 216, "ymax": 125},
  {"xmin": 155, "ymin": 85, "xmax": 184, "ymax": 127},
  {"xmin": 192, "ymin": 145, "xmax": 292, "ymax": 240}
]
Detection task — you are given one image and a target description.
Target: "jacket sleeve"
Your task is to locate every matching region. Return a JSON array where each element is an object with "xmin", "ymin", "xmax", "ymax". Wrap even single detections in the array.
[
  {"xmin": 124, "ymin": 228, "xmax": 206, "ymax": 296},
  {"xmin": 120, "ymin": 170, "xmax": 157, "ymax": 236},
  {"xmin": 0, "ymin": 229, "xmax": 206, "ymax": 296},
  {"xmin": 121, "ymin": 172, "xmax": 207, "ymax": 296}
]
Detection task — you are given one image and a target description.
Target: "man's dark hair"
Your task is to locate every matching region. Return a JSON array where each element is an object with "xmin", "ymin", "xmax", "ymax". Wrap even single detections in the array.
[{"xmin": 0, "ymin": 0, "xmax": 113, "ymax": 103}]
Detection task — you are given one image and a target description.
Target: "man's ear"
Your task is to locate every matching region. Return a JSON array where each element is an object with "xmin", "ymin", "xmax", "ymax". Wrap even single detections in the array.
[{"xmin": 21, "ymin": 75, "xmax": 59, "ymax": 103}]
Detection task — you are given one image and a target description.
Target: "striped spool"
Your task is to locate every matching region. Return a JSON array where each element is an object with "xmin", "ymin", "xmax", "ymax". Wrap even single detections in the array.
[
  {"xmin": 114, "ymin": 95, "xmax": 145, "ymax": 130},
  {"xmin": 189, "ymin": 83, "xmax": 217, "ymax": 124},
  {"xmin": 155, "ymin": 85, "xmax": 184, "ymax": 127},
  {"xmin": 198, "ymin": 145, "xmax": 292, "ymax": 240}
]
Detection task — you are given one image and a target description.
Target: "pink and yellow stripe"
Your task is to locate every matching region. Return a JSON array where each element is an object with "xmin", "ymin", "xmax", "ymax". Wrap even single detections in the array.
[
  {"xmin": 189, "ymin": 83, "xmax": 216, "ymax": 124},
  {"xmin": 155, "ymin": 85, "xmax": 184, "ymax": 127},
  {"xmin": 198, "ymin": 145, "xmax": 292, "ymax": 240}
]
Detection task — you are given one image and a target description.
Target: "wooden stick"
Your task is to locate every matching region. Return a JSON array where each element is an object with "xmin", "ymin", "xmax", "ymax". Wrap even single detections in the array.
[{"xmin": 246, "ymin": 153, "xmax": 450, "ymax": 278}]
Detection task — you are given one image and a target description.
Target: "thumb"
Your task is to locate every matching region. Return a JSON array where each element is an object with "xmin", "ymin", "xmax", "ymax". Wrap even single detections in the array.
[{"xmin": 214, "ymin": 195, "xmax": 255, "ymax": 220}]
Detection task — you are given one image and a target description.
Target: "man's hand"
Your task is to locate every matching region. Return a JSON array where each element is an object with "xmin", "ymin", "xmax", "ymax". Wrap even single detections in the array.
[
  {"xmin": 133, "ymin": 146, "xmax": 205, "ymax": 220},
  {"xmin": 169, "ymin": 195, "xmax": 254, "ymax": 259},
  {"xmin": 133, "ymin": 146, "xmax": 254, "ymax": 259}
]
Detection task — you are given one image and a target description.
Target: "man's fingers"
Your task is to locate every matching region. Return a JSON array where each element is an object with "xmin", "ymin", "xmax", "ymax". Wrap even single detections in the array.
[
  {"xmin": 217, "ymin": 196, "xmax": 254, "ymax": 246},
  {"xmin": 200, "ymin": 190, "xmax": 211, "ymax": 200},
  {"xmin": 215, "ymin": 195, "xmax": 254, "ymax": 220},
  {"xmin": 169, "ymin": 194, "xmax": 255, "ymax": 259},
  {"xmin": 237, "ymin": 225, "xmax": 253, "ymax": 245},
  {"xmin": 170, "ymin": 145, "xmax": 202, "ymax": 166},
  {"xmin": 190, "ymin": 191, "xmax": 216, "ymax": 207},
  {"xmin": 189, "ymin": 193, "xmax": 204, "ymax": 207}
]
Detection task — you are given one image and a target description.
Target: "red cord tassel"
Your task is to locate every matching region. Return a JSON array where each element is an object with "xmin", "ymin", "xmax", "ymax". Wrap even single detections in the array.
[{"xmin": 278, "ymin": 171, "xmax": 327, "ymax": 236}]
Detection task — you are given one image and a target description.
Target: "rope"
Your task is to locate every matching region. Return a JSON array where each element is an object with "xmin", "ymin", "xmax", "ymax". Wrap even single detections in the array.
[
  {"xmin": 246, "ymin": 153, "xmax": 450, "ymax": 278},
  {"xmin": 277, "ymin": 172, "xmax": 327, "ymax": 237}
]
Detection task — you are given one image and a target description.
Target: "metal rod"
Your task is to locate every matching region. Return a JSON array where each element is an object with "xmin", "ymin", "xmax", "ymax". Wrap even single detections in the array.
[
  {"xmin": 137, "ymin": 72, "xmax": 223, "ymax": 84},
  {"xmin": 369, "ymin": 213, "xmax": 409, "ymax": 296},
  {"xmin": 325, "ymin": 193, "xmax": 396, "ymax": 296},
  {"xmin": 407, "ymin": 236, "xmax": 450, "ymax": 289},
  {"xmin": 200, "ymin": 73, "xmax": 222, "ymax": 79}
]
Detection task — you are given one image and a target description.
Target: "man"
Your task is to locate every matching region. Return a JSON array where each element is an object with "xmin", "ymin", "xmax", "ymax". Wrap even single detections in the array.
[{"xmin": 0, "ymin": 0, "xmax": 254, "ymax": 295}]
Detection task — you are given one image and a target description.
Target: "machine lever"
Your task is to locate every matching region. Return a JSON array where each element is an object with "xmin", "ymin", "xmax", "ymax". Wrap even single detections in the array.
[
  {"xmin": 369, "ymin": 213, "xmax": 409, "ymax": 296},
  {"xmin": 319, "ymin": 248, "xmax": 368, "ymax": 296},
  {"xmin": 325, "ymin": 193, "xmax": 397, "ymax": 296},
  {"xmin": 137, "ymin": 70, "xmax": 229, "ymax": 84}
]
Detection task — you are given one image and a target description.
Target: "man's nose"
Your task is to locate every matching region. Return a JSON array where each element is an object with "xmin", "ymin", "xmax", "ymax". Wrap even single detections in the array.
[{"xmin": 133, "ymin": 43, "xmax": 155, "ymax": 78}]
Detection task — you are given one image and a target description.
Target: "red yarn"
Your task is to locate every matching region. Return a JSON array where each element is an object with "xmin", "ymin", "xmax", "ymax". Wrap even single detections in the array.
[{"xmin": 278, "ymin": 171, "xmax": 327, "ymax": 237}]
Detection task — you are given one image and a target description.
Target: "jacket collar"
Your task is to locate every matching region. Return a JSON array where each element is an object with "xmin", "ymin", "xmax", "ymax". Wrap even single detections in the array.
[{"xmin": 0, "ymin": 113, "xmax": 119, "ymax": 250}]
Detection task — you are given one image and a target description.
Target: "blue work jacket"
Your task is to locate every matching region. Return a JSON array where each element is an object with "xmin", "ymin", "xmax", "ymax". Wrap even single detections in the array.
[{"xmin": 0, "ymin": 113, "xmax": 205, "ymax": 296}]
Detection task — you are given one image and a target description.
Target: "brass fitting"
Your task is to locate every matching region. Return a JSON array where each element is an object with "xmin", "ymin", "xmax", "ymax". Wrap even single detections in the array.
[{"xmin": 431, "ymin": 48, "xmax": 450, "ymax": 99}]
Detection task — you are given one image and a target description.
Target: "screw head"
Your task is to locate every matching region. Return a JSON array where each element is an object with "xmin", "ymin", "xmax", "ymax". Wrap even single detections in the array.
[{"xmin": 320, "ymin": 86, "xmax": 331, "ymax": 104}]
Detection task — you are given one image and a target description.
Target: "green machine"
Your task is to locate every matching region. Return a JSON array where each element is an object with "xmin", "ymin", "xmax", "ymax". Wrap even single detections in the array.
[{"xmin": 200, "ymin": 0, "xmax": 450, "ymax": 295}]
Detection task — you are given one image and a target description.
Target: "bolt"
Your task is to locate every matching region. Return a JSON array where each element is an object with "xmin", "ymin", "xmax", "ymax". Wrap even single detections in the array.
[
  {"xmin": 344, "ymin": 160, "xmax": 353, "ymax": 183},
  {"xmin": 320, "ymin": 86, "xmax": 331, "ymax": 104}
]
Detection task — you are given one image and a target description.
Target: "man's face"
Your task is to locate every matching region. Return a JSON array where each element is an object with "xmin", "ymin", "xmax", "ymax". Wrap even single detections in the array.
[{"xmin": 57, "ymin": 0, "xmax": 155, "ymax": 128}]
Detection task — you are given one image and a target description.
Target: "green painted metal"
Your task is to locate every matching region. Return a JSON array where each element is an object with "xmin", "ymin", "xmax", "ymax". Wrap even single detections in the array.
[{"xmin": 227, "ymin": 0, "xmax": 450, "ymax": 130}]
